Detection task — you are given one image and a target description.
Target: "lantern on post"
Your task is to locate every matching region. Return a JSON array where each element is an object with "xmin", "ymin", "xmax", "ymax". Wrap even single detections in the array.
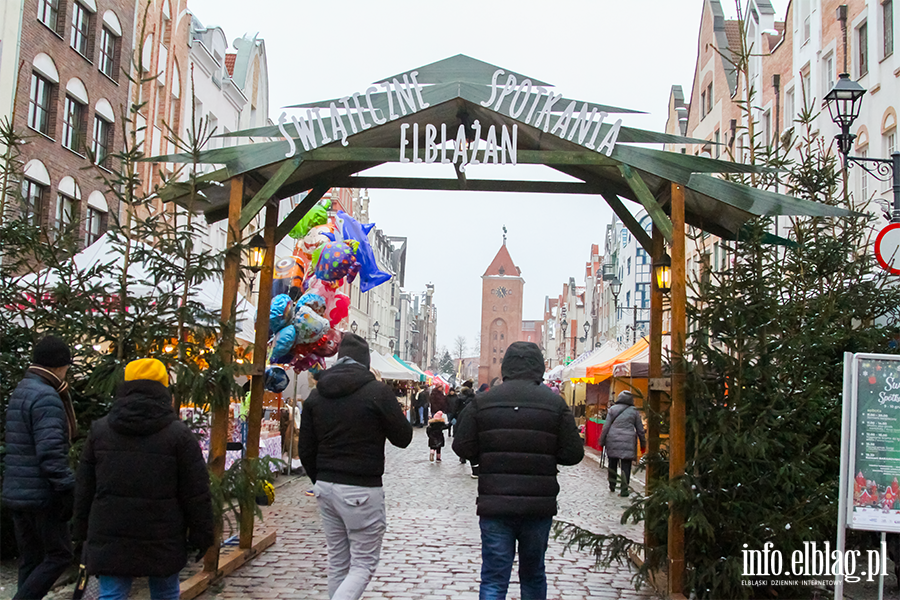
[
  {"xmin": 654, "ymin": 253, "xmax": 672, "ymax": 293},
  {"xmin": 247, "ymin": 234, "xmax": 267, "ymax": 273}
]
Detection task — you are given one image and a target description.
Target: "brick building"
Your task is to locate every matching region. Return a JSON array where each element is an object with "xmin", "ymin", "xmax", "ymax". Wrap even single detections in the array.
[
  {"xmin": 11, "ymin": 0, "xmax": 136, "ymax": 246},
  {"xmin": 479, "ymin": 242, "xmax": 524, "ymax": 386}
]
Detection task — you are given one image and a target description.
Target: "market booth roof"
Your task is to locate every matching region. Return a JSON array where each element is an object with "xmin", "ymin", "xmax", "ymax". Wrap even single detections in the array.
[
  {"xmin": 562, "ymin": 341, "xmax": 625, "ymax": 382},
  {"xmin": 585, "ymin": 335, "xmax": 671, "ymax": 383},
  {"xmin": 150, "ymin": 54, "xmax": 858, "ymax": 248},
  {"xmin": 369, "ymin": 350, "xmax": 418, "ymax": 381}
]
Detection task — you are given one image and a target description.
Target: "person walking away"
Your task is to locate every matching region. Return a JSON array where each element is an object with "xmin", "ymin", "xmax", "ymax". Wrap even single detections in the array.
[
  {"xmin": 429, "ymin": 386, "xmax": 447, "ymax": 419},
  {"xmin": 599, "ymin": 390, "xmax": 646, "ymax": 497},
  {"xmin": 2, "ymin": 336, "xmax": 76, "ymax": 600},
  {"xmin": 454, "ymin": 381, "xmax": 476, "ymax": 462},
  {"xmin": 298, "ymin": 333, "xmax": 413, "ymax": 600},
  {"xmin": 445, "ymin": 389, "xmax": 459, "ymax": 437},
  {"xmin": 414, "ymin": 385, "xmax": 430, "ymax": 427},
  {"xmin": 73, "ymin": 358, "xmax": 213, "ymax": 600},
  {"xmin": 426, "ymin": 411, "xmax": 449, "ymax": 462},
  {"xmin": 453, "ymin": 342, "xmax": 583, "ymax": 600}
]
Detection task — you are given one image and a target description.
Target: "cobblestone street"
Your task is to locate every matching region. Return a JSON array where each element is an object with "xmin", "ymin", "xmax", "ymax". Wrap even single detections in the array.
[{"xmin": 199, "ymin": 428, "xmax": 655, "ymax": 600}]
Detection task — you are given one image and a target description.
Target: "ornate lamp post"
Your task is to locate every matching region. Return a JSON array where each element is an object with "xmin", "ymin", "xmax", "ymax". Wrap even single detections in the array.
[
  {"xmin": 559, "ymin": 318, "xmax": 568, "ymax": 361},
  {"xmin": 247, "ymin": 234, "xmax": 267, "ymax": 274},
  {"xmin": 350, "ymin": 321, "xmax": 358, "ymax": 334},
  {"xmin": 372, "ymin": 321, "xmax": 380, "ymax": 344},
  {"xmin": 389, "ymin": 338, "xmax": 395, "ymax": 355},
  {"xmin": 825, "ymin": 73, "xmax": 899, "ymax": 221}
]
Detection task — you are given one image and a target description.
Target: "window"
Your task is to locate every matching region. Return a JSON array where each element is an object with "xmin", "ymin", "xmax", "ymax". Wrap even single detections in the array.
[
  {"xmin": 822, "ymin": 54, "xmax": 834, "ymax": 98},
  {"xmin": 636, "ymin": 283, "xmax": 650, "ymax": 308},
  {"xmin": 62, "ymin": 96, "xmax": 86, "ymax": 151},
  {"xmin": 763, "ymin": 110, "xmax": 772, "ymax": 147},
  {"xmin": 99, "ymin": 27, "xmax": 118, "ymax": 79},
  {"xmin": 21, "ymin": 179, "xmax": 44, "ymax": 226},
  {"xmin": 859, "ymin": 147, "xmax": 869, "ymax": 200},
  {"xmin": 92, "ymin": 116, "xmax": 111, "ymax": 166},
  {"xmin": 70, "ymin": 2, "xmax": 92, "ymax": 57},
  {"xmin": 785, "ymin": 88, "xmax": 795, "ymax": 125},
  {"xmin": 801, "ymin": 70, "xmax": 812, "ymax": 104},
  {"xmin": 801, "ymin": 0, "xmax": 811, "ymax": 42},
  {"xmin": 700, "ymin": 91, "xmax": 706, "ymax": 118},
  {"xmin": 859, "ymin": 22, "xmax": 869, "ymax": 76},
  {"xmin": 707, "ymin": 83, "xmax": 713, "ymax": 113},
  {"xmin": 626, "ymin": 257, "xmax": 631, "ymax": 275},
  {"xmin": 85, "ymin": 206, "xmax": 102, "ymax": 245},
  {"xmin": 55, "ymin": 193, "xmax": 75, "ymax": 233},
  {"xmin": 28, "ymin": 73, "xmax": 53, "ymax": 135},
  {"xmin": 38, "ymin": 0, "xmax": 60, "ymax": 32},
  {"xmin": 887, "ymin": 130, "xmax": 897, "ymax": 157},
  {"xmin": 625, "ymin": 291, "xmax": 631, "ymax": 307},
  {"xmin": 884, "ymin": 0, "xmax": 894, "ymax": 58}
]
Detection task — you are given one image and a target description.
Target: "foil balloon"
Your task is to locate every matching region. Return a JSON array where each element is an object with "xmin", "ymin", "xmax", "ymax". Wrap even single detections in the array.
[
  {"xmin": 313, "ymin": 240, "xmax": 360, "ymax": 282},
  {"xmin": 272, "ymin": 256, "xmax": 305, "ymax": 298},
  {"xmin": 269, "ymin": 325, "xmax": 297, "ymax": 364},
  {"xmin": 290, "ymin": 353, "xmax": 325, "ymax": 373},
  {"xmin": 293, "ymin": 306, "xmax": 329, "ymax": 345},
  {"xmin": 264, "ymin": 366, "xmax": 290, "ymax": 393},
  {"xmin": 298, "ymin": 277, "xmax": 337, "ymax": 316},
  {"xmin": 297, "ymin": 224, "xmax": 334, "ymax": 267},
  {"xmin": 329, "ymin": 293, "xmax": 350, "ymax": 327},
  {"xmin": 269, "ymin": 294, "xmax": 294, "ymax": 334},
  {"xmin": 314, "ymin": 328, "xmax": 342, "ymax": 357},
  {"xmin": 288, "ymin": 198, "xmax": 331, "ymax": 240},
  {"xmin": 335, "ymin": 211, "xmax": 392, "ymax": 292}
]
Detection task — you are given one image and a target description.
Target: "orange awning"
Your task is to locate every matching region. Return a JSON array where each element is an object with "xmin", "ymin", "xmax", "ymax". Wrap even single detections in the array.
[{"xmin": 585, "ymin": 337, "xmax": 651, "ymax": 382}]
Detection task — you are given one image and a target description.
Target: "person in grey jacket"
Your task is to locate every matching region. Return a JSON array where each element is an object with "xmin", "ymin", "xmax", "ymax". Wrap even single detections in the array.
[
  {"xmin": 599, "ymin": 390, "xmax": 646, "ymax": 497},
  {"xmin": 2, "ymin": 336, "xmax": 76, "ymax": 600}
]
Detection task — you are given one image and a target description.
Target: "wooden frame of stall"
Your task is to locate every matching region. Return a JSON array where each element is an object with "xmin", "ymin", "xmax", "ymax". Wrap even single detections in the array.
[{"xmin": 150, "ymin": 55, "xmax": 855, "ymax": 599}]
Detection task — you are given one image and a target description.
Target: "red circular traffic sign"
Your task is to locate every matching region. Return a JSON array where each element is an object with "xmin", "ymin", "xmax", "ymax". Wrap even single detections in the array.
[{"xmin": 875, "ymin": 223, "xmax": 900, "ymax": 275}]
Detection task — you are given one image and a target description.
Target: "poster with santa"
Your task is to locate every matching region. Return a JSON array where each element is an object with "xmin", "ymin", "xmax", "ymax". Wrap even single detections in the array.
[{"xmin": 848, "ymin": 354, "xmax": 900, "ymax": 531}]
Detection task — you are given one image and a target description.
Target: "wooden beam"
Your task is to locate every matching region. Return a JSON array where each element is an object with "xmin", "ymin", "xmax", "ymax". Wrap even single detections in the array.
[
  {"xmin": 274, "ymin": 184, "xmax": 330, "ymax": 244},
  {"xmin": 619, "ymin": 164, "xmax": 674, "ymax": 243},
  {"xmin": 327, "ymin": 176, "xmax": 603, "ymax": 195},
  {"xmin": 181, "ymin": 530, "xmax": 276, "ymax": 600},
  {"xmin": 598, "ymin": 192, "xmax": 653, "ymax": 252},
  {"xmin": 645, "ymin": 226, "xmax": 665, "ymax": 554},
  {"xmin": 668, "ymin": 181, "xmax": 687, "ymax": 597},
  {"xmin": 205, "ymin": 174, "xmax": 244, "ymax": 573},
  {"xmin": 240, "ymin": 201, "xmax": 278, "ymax": 549},
  {"xmin": 238, "ymin": 156, "xmax": 303, "ymax": 230}
]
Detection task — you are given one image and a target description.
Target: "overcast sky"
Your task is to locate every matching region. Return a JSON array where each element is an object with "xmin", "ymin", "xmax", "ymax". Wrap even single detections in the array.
[{"xmin": 189, "ymin": 0, "xmax": 783, "ymax": 355}]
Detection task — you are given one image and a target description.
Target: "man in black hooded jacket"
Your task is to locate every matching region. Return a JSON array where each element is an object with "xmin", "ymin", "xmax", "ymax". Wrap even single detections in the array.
[
  {"xmin": 298, "ymin": 333, "xmax": 412, "ymax": 600},
  {"xmin": 73, "ymin": 358, "xmax": 213, "ymax": 600},
  {"xmin": 453, "ymin": 341, "xmax": 583, "ymax": 600}
]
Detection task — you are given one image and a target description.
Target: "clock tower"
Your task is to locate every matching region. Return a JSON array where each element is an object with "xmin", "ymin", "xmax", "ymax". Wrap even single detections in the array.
[{"xmin": 479, "ymin": 239, "xmax": 524, "ymax": 386}]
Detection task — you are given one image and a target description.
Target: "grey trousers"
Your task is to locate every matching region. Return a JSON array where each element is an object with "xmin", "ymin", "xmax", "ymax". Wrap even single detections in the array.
[{"xmin": 313, "ymin": 480, "xmax": 386, "ymax": 600}]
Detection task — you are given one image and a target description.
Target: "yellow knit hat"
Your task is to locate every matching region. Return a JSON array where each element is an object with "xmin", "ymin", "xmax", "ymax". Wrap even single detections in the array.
[{"xmin": 124, "ymin": 358, "xmax": 169, "ymax": 387}]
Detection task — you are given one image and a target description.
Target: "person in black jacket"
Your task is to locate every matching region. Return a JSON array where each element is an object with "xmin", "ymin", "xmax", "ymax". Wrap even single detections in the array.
[
  {"xmin": 298, "ymin": 333, "xmax": 413, "ymax": 600},
  {"xmin": 414, "ymin": 385, "xmax": 430, "ymax": 427},
  {"xmin": 453, "ymin": 342, "xmax": 583, "ymax": 600},
  {"xmin": 73, "ymin": 358, "xmax": 213, "ymax": 600},
  {"xmin": 454, "ymin": 381, "xmax": 476, "ymax": 462},
  {"xmin": 2, "ymin": 336, "xmax": 76, "ymax": 600}
]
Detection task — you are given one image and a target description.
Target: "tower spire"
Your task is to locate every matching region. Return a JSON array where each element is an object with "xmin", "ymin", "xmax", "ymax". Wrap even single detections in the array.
[{"xmin": 502, "ymin": 225, "xmax": 507, "ymax": 246}]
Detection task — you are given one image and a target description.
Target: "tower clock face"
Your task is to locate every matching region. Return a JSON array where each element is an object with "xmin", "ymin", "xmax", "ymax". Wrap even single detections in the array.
[{"xmin": 492, "ymin": 286, "xmax": 512, "ymax": 298}]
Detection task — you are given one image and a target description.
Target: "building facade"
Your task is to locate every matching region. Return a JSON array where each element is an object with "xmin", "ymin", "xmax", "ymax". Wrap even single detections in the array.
[{"xmin": 10, "ymin": 0, "xmax": 137, "ymax": 246}]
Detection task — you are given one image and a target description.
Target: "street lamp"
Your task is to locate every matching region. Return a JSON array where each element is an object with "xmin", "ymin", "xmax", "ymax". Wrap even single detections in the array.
[
  {"xmin": 373, "ymin": 321, "xmax": 380, "ymax": 336},
  {"xmin": 560, "ymin": 319, "xmax": 568, "ymax": 360},
  {"xmin": 247, "ymin": 234, "xmax": 267, "ymax": 273},
  {"xmin": 389, "ymin": 339, "xmax": 395, "ymax": 354},
  {"xmin": 654, "ymin": 253, "xmax": 672, "ymax": 293},
  {"xmin": 405, "ymin": 339, "xmax": 410, "ymax": 360},
  {"xmin": 351, "ymin": 321, "xmax": 358, "ymax": 334},
  {"xmin": 825, "ymin": 73, "xmax": 900, "ymax": 221}
]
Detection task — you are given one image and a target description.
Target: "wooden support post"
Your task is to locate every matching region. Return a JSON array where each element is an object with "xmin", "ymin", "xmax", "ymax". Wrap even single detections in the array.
[
  {"xmin": 239, "ymin": 201, "xmax": 278, "ymax": 549},
  {"xmin": 646, "ymin": 226, "xmax": 664, "ymax": 552},
  {"xmin": 668, "ymin": 182, "xmax": 687, "ymax": 596},
  {"xmin": 205, "ymin": 174, "xmax": 244, "ymax": 572}
]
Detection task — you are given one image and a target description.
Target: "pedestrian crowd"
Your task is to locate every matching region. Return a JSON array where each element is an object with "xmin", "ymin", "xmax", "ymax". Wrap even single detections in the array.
[{"xmin": 3, "ymin": 334, "xmax": 647, "ymax": 600}]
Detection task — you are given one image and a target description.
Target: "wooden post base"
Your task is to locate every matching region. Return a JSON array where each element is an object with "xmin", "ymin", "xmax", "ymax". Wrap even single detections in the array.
[{"xmin": 180, "ymin": 529, "xmax": 277, "ymax": 600}]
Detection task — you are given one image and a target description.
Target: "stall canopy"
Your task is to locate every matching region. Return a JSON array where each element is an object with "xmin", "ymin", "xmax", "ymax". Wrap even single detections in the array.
[
  {"xmin": 393, "ymin": 356, "xmax": 425, "ymax": 382},
  {"xmin": 562, "ymin": 342, "xmax": 625, "ymax": 383},
  {"xmin": 586, "ymin": 335, "xmax": 671, "ymax": 383},
  {"xmin": 19, "ymin": 232, "xmax": 257, "ymax": 343},
  {"xmin": 369, "ymin": 350, "xmax": 418, "ymax": 381},
  {"xmin": 544, "ymin": 365, "xmax": 565, "ymax": 381}
]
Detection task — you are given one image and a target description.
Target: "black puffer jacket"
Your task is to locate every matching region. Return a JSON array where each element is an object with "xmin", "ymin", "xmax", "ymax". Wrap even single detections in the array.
[
  {"xmin": 453, "ymin": 342, "xmax": 584, "ymax": 517},
  {"xmin": 73, "ymin": 381, "xmax": 214, "ymax": 577},
  {"xmin": 1, "ymin": 372, "xmax": 74, "ymax": 509},
  {"xmin": 298, "ymin": 360, "xmax": 413, "ymax": 487},
  {"xmin": 456, "ymin": 386, "xmax": 475, "ymax": 416}
]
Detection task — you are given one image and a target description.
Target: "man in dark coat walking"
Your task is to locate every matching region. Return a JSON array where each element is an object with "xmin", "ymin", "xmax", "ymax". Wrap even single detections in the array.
[
  {"xmin": 2, "ymin": 336, "xmax": 76, "ymax": 600},
  {"xmin": 414, "ymin": 385, "xmax": 430, "ymax": 427},
  {"xmin": 298, "ymin": 333, "xmax": 413, "ymax": 600},
  {"xmin": 73, "ymin": 358, "xmax": 213, "ymax": 600},
  {"xmin": 599, "ymin": 390, "xmax": 646, "ymax": 497},
  {"xmin": 453, "ymin": 342, "xmax": 583, "ymax": 600}
]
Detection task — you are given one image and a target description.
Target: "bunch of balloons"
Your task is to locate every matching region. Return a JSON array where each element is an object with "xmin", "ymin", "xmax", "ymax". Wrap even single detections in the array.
[{"xmin": 264, "ymin": 199, "xmax": 391, "ymax": 388}]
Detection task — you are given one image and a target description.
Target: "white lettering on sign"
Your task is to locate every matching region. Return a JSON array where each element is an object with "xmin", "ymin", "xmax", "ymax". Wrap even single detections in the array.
[
  {"xmin": 277, "ymin": 67, "xmax": 621, "ymax": 159},
  {"xmin": 398, "ymin": 122, "xmax": 518, "ymax": 171}
]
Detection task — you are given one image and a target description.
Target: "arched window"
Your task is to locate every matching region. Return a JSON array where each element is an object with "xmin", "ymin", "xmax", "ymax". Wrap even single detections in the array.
[
  {"xmin": 22, "ymin": 160, "xmax": 50, "ymax": 226},
  {"xmin": 92, "ymin": 99, "xmax": 114, "ymax": 167},
  {"xmin": 99, "ymin": 11, "xmax": 122, "ymax": 80},
  {"xmin": 29, "ymin": 54, "xmax": 59, "ymax": 136},
  {"xmin": 55, "ymin": 177, "xmax": 81, "ymax": 235},
  {"xmin": 85, "ymin": 191, "xmax": 108, "ymax": 245},
  {"xmin": 63, "ymin": 78, "xmax": 89, "ymax": 152}
]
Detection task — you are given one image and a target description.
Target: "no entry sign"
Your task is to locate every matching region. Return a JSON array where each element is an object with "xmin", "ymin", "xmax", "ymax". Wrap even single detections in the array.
[{"xmin": 875, "ymin": 223, "xmax": 900, "ymax": 275}]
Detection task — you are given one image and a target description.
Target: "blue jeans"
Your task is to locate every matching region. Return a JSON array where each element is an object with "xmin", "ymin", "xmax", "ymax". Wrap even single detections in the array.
[
  {"xmin": 479, "ymin": 515, "xmax": 553, "ymax": 600},
  {"xmin": 99, "ymin": 574, "xmax": 180, "ymax": 600}
]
